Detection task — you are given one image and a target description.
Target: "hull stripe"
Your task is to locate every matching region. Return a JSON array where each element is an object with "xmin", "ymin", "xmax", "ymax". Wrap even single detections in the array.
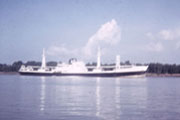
[{"xmin": 19, "ymin": 71, "xmax": 146, "ymax": 77}]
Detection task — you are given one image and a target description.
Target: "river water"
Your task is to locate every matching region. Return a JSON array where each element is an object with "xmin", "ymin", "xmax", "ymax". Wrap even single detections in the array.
[{"xmin": 0, "ymin": 75, "xmax": 180, "ymax": 120}]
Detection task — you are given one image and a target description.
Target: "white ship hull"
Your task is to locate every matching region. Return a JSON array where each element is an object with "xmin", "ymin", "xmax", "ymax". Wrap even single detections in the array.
[
  {"xmin": 19, "ymin": 70, "xmax": 54, "ymax": 76},
  {"xmin": 19, "ymin": 69, "xmax": 147, "ymax": 77},
  {"xmin": 19, "ymin": 65, "xmax": 148, "ymax": 77},
  {"xmin": 54, "ymin": 71, "xmax": 147, "ymax": 77},
  {"xmin": 54, "ymin": 65, "xmax": 148, "ymax": 77}
]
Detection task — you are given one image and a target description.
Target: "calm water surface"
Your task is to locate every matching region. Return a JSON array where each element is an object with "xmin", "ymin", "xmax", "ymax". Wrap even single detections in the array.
[{"xmin": 0, "ymin": 75, "xmax": 180, "ymax": 120}]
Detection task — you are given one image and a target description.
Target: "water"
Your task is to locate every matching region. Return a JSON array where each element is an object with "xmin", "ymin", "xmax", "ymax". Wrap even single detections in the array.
[{"xmin": 0, "ymin": 75, "xmax": 180, "ymax": 120}]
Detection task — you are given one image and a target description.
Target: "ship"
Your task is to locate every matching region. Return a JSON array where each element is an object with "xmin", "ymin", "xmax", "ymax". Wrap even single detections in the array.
[{"xmin": 19, "ymin": 48, "xmax": 148, "ymax": 77}]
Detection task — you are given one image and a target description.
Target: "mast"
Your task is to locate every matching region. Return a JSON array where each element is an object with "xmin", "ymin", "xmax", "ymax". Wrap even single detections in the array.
[
  {"xmin": 97, "ymin": 47, "xmax": 101, "ymax": 69},
  {"xmin": 116, "ymin": 55, "xmax": 120, "ymax": 69},
  {"xmin": 41, "ymin": 48, "xmax": 46, "ymax": 69}
]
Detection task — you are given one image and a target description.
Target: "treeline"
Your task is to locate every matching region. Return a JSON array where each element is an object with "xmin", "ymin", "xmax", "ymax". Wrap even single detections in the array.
[
  {"xmin": 0, "ymin": 61, "xmax": 57, "ymax": 72},
  {"xmin": 1, "ymin": 61, "xmax": 180, "ymax": 74},
  {"xmin": 147, "ymin": 63, "xmax": 180, "ymax": 74}
]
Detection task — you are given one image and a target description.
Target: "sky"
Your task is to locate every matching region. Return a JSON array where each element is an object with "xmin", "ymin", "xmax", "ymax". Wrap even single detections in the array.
[{"xmin": 0, "ymin": 0, "xmax": 180, "ymax": 64}]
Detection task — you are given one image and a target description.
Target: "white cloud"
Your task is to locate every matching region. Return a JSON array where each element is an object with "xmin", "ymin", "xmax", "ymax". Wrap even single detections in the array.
[
  {"xmin": 146, "ymin": 28, "xmax": 180, "ymax": 51},
  {"xmin": 159, "ymin": 29, "xmax": 174, "ymax": 40},
  {"xmin": 146, "ymin": 29, "xmax": 180, "ymax": 41},
  {"xmin": 147, "ymin": 42, "xmax": 164, "ymax": 52},
  {"xmin": 83, "ymin": 19, "xmax": 121, "ymax": 56},
  {"xmin": 47, "ymin": 45, "xmax": 78, "ymax": 58},
  {"xmin": 146, "ymin": 32, "xmax": 154, "ymax": 40},
  {"xmin": 158, "ymin": 29, "xmax": 180, "ymax": 40},
  {"xmin": 177, "ymin": 29, "xmax": 180, "ymax": 36},
  {"xmin": 176, "ymin": 41, "xmax": 180, "ymax": 49},
  {"xmin": 47, "ymin": 19, "xmax": 121, "ymax": 61}
]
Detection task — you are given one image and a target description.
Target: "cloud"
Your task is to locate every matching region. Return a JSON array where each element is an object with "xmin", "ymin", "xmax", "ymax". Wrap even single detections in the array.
[
  {"xmin": 146, "ymin": 32, "xmax": 155, "ymax": 40},
  {"xmin": 176, "ymin": 41, "xmax": 180, "ymax": 49},
  {"xmin": 83, "ymin": 19, "xmax": 121, "ymax": 56},
  {"xmin": 47, "ymin": 19, "xmax": 121, "ymax": 60},
  {"xmin": 47, "ymin": 45, "xmax": 78, "ymax": 58},
  {"xmin": 158, "ymin": 29, "xmax": 180, "ymax": 40},
  {"xmin": 146, "ymin": 28, "xmax": 180, "ymax": 41},
  {"xmin": 146, "ymin": 42, "xmax": 164, "ymax": 52},
  {"xmin": 146, "ymin": 28, "xmax": 180, "ymax": 51},
  {"xmin": 159, "ymin": 29, "xmax": 174, "ymax": 40}
]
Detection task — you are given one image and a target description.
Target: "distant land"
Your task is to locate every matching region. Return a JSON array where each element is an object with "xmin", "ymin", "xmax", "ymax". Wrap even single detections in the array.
[{"xmin": 0, "ymin": 61, "xmax": 180, "ymax": 76}]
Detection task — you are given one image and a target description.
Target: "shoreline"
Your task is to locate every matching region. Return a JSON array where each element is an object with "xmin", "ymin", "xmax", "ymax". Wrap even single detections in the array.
[
  {"xmin": 0, "ymin": 72, "xmax": 19, "ymax": 75},
  {"xmin": 0, "ymin": 72, "xmax": 180, "ymax": 77},
  {"xmin": 146, "ymin": 73, "xmax": 180, "ymax": 77}
]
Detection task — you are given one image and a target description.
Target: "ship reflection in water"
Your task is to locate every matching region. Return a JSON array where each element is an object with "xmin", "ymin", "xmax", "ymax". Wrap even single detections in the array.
[
  {"xmin": 37, "ymin": 76, "xmax": 148, "ymax": 120},
  {"xmin": 40, "ymin": 77, "xmax": 46, "ymax": 111},
  {"xmin": 96, "ymin": 78, "xmax": 100, "ymax": 117},
  {"xmin": 0, "ymin": 75, "xmax": 180, "ymax": 120}
]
